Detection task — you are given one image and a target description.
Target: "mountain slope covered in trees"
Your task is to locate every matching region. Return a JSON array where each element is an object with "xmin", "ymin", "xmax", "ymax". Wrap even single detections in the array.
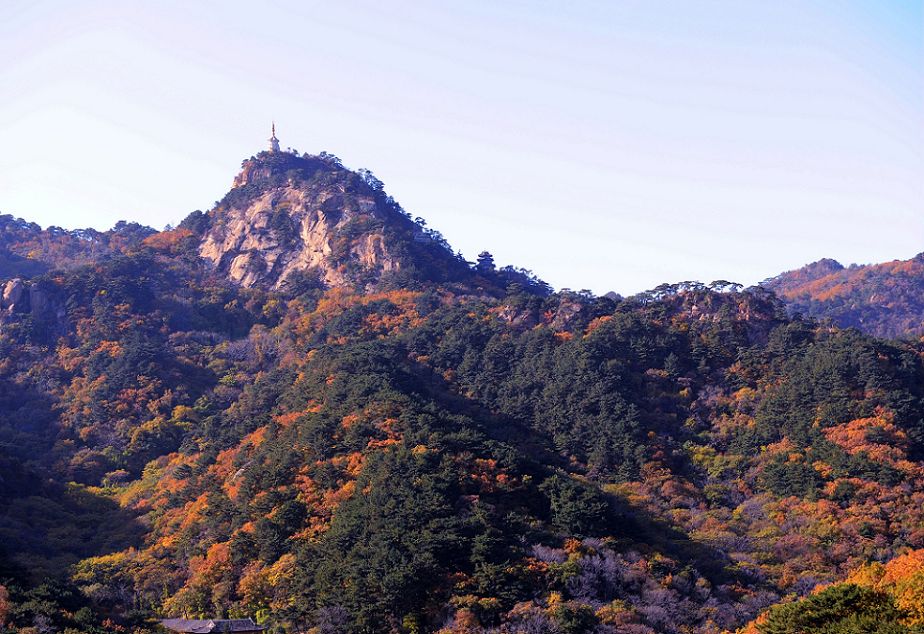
[
  {"xmin": 763, "ymin": 255, "xmax": 924, "ymax": 339},
  {"xmin": 0, "ymin": 150, "xmax": 923, "ymax": 634}
]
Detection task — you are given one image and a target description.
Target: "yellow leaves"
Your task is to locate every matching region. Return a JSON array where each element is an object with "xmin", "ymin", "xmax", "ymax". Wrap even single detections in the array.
[
  {"xmin": 595, "ymin": 600, "xmax": 634, "ymax": 626},
  {"xmin": 686, "ymin": 442, "xmax": 744, "ymax": 478},
  {"xmin": 732, "ymin": 386, "xmax": 759, "ymax": 405},
  {"xmin": 237, "ymin": 562, "xmax": 270, "ymax": 611},
  {"xmin": 546, "ymin": 591, "xmax": 564, "ymax": 608},
  {"xmin": 266, "ymin": 553, "xmax": 296, "ymax": 587},
  {"xmin": 0, "ymin": 584, "xmax": 9, "ymax": 629},
  {"xmin": 172, "ymin": 405, "xmax": 196, "ymax": 421},
  {"xmin": 846, "ymin": 550, "xmax": 924, "ymax": 625},
  {"xmin": 846, "ymin": 561, "xmax": 887, "ymax": 588},
  {"xmin": 237, "ymin": 554, "xmax": 296, "ymax": 612},
  {"xmin": 72, "ymin": 549, "xmax": 136, "ymax": 584}
]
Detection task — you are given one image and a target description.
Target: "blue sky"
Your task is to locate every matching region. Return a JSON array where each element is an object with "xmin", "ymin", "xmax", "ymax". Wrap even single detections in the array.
[{"xmin": 0, "ymin": 1, "xmax": 921, "ymax": 294}]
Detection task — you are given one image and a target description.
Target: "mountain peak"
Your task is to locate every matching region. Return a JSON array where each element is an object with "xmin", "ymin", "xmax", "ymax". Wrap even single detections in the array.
[
  {"xmin": 230, "ymin": 149, "xmax": 328, "ymax": 189},
  {"xmin": 199, "ymin": 150, "xmax": 470, "ymax": 290}
]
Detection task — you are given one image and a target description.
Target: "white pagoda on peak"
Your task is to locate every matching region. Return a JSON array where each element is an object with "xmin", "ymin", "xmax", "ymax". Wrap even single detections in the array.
[{"xmin": 268, "ymin": 122, "xmax": 280, "ymax": 152}]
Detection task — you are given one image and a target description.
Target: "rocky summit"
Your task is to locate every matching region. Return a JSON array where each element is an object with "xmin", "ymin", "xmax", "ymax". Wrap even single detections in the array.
[{"xmin": 197, "ymin": 150, "xmax": 469, "ymax": 290}]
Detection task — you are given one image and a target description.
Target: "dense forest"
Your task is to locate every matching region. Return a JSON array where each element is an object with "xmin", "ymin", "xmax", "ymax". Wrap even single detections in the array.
[{"xmin": 1, "ymin": 151, "xmax": 923, "ymax": 633}]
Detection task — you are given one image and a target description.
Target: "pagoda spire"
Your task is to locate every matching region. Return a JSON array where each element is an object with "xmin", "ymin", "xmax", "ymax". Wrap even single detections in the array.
[{"xmin": 268, "ymin": 121, "xmax": 280, "ymax": 153}]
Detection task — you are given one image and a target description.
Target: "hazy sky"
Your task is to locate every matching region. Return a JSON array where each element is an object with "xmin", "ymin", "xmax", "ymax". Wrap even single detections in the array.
[{"xmin": 1, "ymin": 1, "xmax": 921, "ymax": 294}]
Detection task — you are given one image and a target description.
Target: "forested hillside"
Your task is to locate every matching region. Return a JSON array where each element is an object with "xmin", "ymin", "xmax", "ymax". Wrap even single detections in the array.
[
  {"xmin": 1, "ymin": 151, "xmax": 923, "ymax": 634},
  {"xmin": 764, "ymin": 256, "xmax": 924, "ymax": 339}
]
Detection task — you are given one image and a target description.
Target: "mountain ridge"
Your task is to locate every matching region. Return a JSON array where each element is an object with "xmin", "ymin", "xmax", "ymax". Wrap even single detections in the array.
[
  {"xmin": 3, "ymin": 159, "xmax": 923, "ymax": 341},
  {"xmin": 0, "ymin": 148, "xmax": 923, "ymax": 632},
  {"xmin": 763, "ymin": 253, "xmax": 924, "ymax": 339}
]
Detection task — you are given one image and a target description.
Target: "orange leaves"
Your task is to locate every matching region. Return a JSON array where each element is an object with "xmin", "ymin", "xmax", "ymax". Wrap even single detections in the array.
[
  {"xmin": 341, "ymin": 413, "xmax": 361, "ymax": 429},
  {"xmin": 210, "ymin": 447, "xmax": 239, "ymax": 482},
  {"xmin": 297, "ymin": 478, "xmax": 358, "ymax": 539},
  {"xmin": 845, "ymin": 549, "xmax": 924, "ymax": 625},
  {"xmin": 162, "ymin": 540, "xmax": 235, "ymax": 618},
  {"xmin": 336, "ymin": 451, "xmax": 365, "ymax": 478},
  {"xmin": 325, "ymin": 480, "xmax": 357, "ymax": 509},
  {"xmin": 764, "ymin": 437, "xmax": 798, "ymax": 456},
  {"xmin": 274, "ymin": 403, "xmax": 323, "ymax": 428},
  {"xmin": 274, "ymin": 411, "xmax": 302, "ymax": 428},
  {"xmin": 366, "ymin": 437, "xmax": 401, "ymax": 450},
  {"xmin": 822, "ymin": 412, "xmax": 918, "ymax": 474},
  {"xmin": 242, "ymin": 425, "xmax": 268, "ymax": 448},
  {"xmin": 879, "ymin": 550, "xmax": 924, "ymax": 587},
  {"xmin": 95, "ymin": 339, "xmax": 123, "ymax": 357},
  {"xmin": 195, "ymin": 542, "xmax": 232, "ymax": 576},
  {"xmin": 292, "ymin": 287, "xmax": 425, "ymax": 344},
  {"xmin": 583, "ymin": 315, "xmax": 612, "ymax": 337},
  {"xmin": 179, "ymin": 493, "xmax": 211, "ymax": 531},
  {"xmin": 467, "ymin": 457, "xmax": 513, "ymax": 494},
  {"xmin": 142, "ymin": 227, "xmax": 195, "ymax": 253},
  {"xmin": 224, "ymin": 476, "xmax": 244, "ymax": 502},
  {"xmin": 237, "ymin": 553, "xmax": 297, "ymax": 613}
]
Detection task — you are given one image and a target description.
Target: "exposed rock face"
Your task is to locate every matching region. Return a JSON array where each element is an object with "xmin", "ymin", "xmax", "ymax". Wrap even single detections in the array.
[
  {"xmin": 3, "ymin": 278, "xmax": 25, "ymax": 311},
  {"xmin": 28, "ymin": 284, "xmax": 50, "ymax": 315},
  {"xmin": 199, "ymin": 152, "xmax": 461, "ymax": 290},
  {"xmin": 0, "ymin": 278, "xmax": 67, "ymax": 334}
]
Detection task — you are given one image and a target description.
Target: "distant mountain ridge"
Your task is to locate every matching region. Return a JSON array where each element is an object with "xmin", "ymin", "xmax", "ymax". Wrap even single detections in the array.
[{"xmin": 763, "ymin": 253, "xmax": 924, "ymax": 339}]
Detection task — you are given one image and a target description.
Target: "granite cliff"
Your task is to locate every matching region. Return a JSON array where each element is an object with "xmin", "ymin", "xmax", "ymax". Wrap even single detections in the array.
[{"xmin": 196, "ymin": 150, "xmax": 470, "ymax": 290}]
